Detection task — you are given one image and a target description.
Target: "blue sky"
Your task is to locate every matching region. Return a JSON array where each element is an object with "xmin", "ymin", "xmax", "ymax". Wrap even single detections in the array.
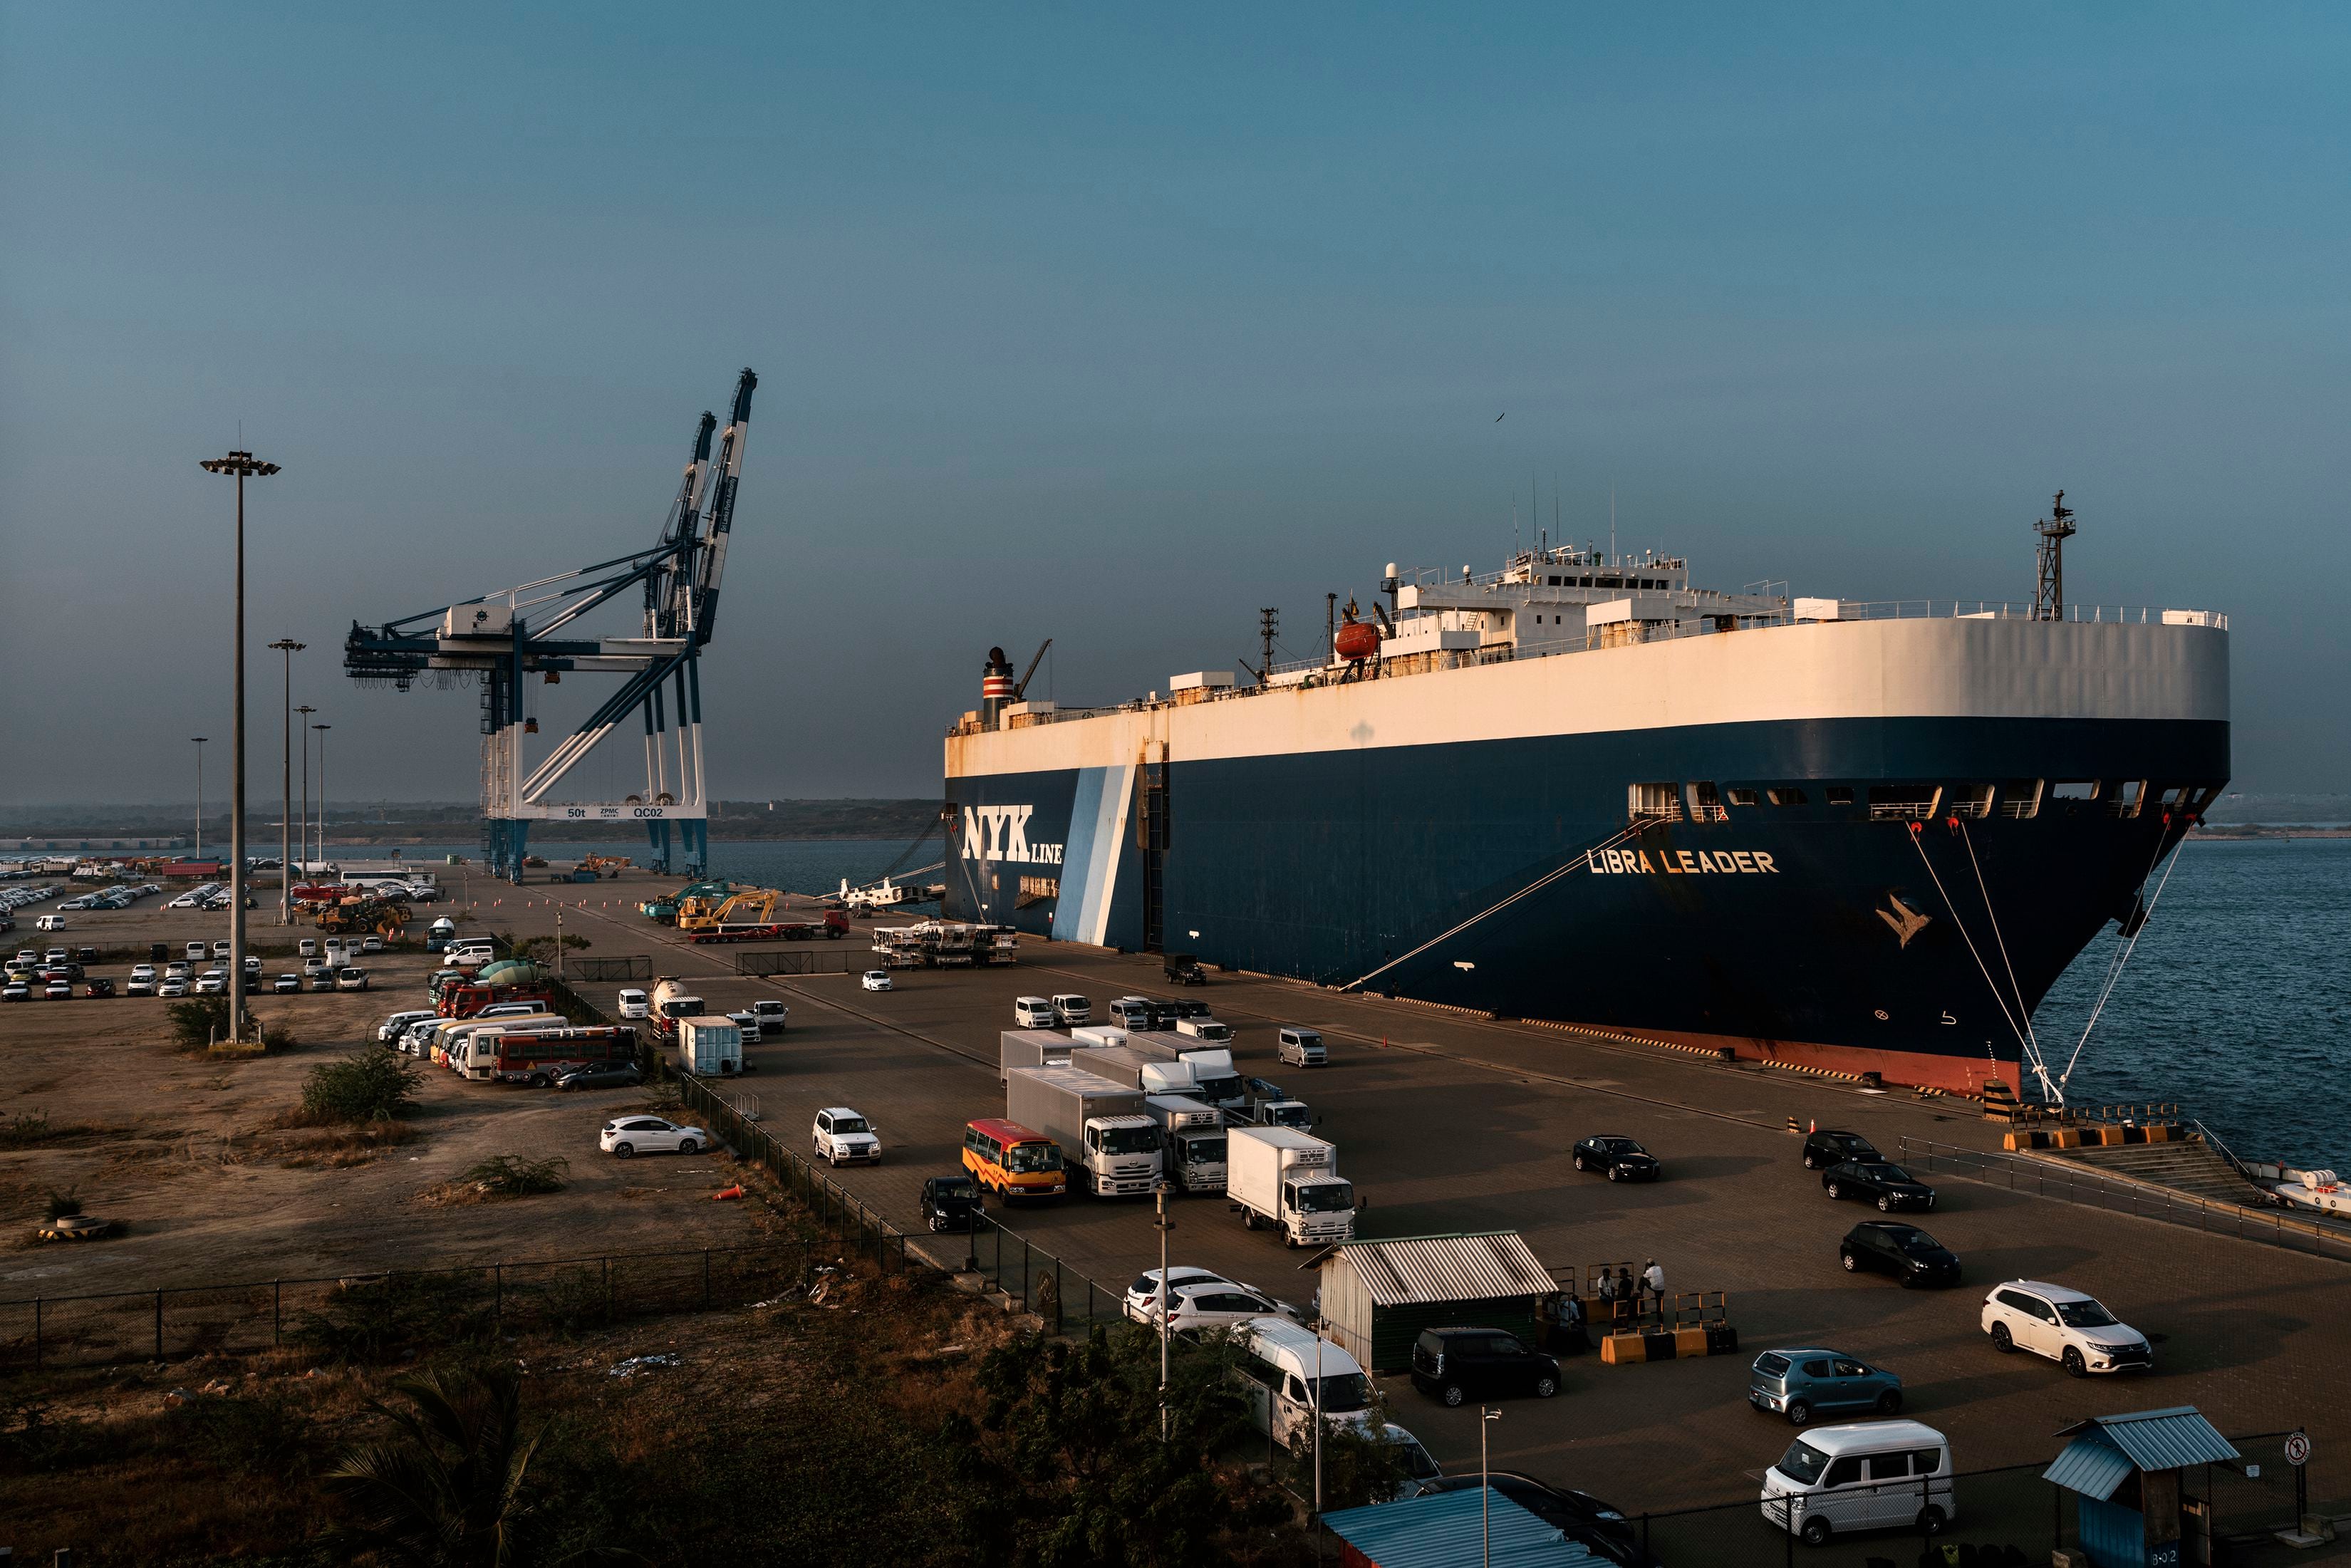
[{"xmin": 4, "ymin": 4, "xmax": 2345, "ymax": 802}]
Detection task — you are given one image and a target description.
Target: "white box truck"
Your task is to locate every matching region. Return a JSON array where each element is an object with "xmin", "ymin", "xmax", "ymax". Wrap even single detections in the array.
[
  {"xmin": 1146, "ymin": 1094, "xmax": 1230, "ymax": 1193},
  {"xmin": 1000, "ymin": 1027, "xmax": 1076, "ymax": 1086},
  {"xmin": 1007, "ymin": 1064, "xmax": 1162, "ymax": 1198},
  {"xmin": 1069, "ymin": 1024, "xmax": 1130, "ymax": 1049},
  {"xmin": 1228, "ymin": 1126, "xmax": 1355, "ymax": 1247},
  {"xmin": 1173, "ymin": 1016, "xmax": 1233, "ymax": 1045},
  {"xmin": 1125, "ymin": 1029, "xmax": 1245, "ymax": 1110},
  {"xmin": 677, "ymin": 1016, "xmax": 744, "ymax": 1077},
  {"xmin": 1079, "ymin": 1043, "xmax": 1199, "ymax": 1099}
]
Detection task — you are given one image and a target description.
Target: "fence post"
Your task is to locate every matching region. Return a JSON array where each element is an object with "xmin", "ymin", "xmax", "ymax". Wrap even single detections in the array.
[
  {"xmin": 704, "ymin": 1248, "xmax": 712, "ymax": 1308},
  {"xmin": 155, "ymin": 1289, "xmax": 164, "ymax": 1361},
  {"xmin": 273, "ymin": 1279, "xmax": 282, "ymax": 1346},
  {"xmin": 494, "ymin": 1263, "xmax": 504, "ymax": 1325},
  {"xmin": 33, "ymin": 1298, "xmax": 41, "ymax": 1367}
]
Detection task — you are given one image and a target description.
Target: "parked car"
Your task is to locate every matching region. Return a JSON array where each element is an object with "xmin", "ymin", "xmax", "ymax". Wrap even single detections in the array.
[
  {"xmin": 1277, "ymin": 1027, "xmax": 1327, "ymax": 1067},
  {"xmin": 360, "ymin": 933, "xmax": 384, "ymax": 953},
  {"xmin": 1050, "ymin": 993, "xmax": 1091, "ymax": 1026},
  {"xmin": 1410, "ymin": 1326, "xmax": 1562, "ymax": 1406},
  {"xmin": 164, "ymin": 960, "xmax": 191, "ymax": 980},
  {"xmin": 1802, "ymin": 1129, "xmax": 1881, "ymax": 1170},
  {"xmin": 1, "ymin": 982, "xmax": 28, "ymax": 1003},
  {"xmin": 555, "ymin": 1062, "xmax": 643, "ymax": 1091},
  {"xmin": 1148, "ymin": 1281, "xmax": 1291, "ymax": 1335},
  {"xmin": 1406, "ymin": 1475, "xmax": 1644, "ymax": 1564},
  {"xmin": 598, "ymin": 1116, "xmax": 707, "ymax": 1158},
  {"xmin": 1572, "ymin": 1135, "xmax": 1662, "ymax": 1182},
  {"xmin": 860, "ymin": 970, "xmax": 893, "ymax": 992},
  {"xmin": 616, "ymin": 988, "xmax": 650, "ymax": 1019},
  {"xmin": 310, "ymin": 970, "xmax": 340, "ymax": 991},
  {"xmin": 127, "ymin": 965, "xmax": 157, "ymax": 995},
  {"xmin": 1822, "ymin": 1159, "xmax": 1936, "ymax": 1213},
  {"xmin": 725, "ymin": 1008, "xmax": 762, "ymax": 1044},
  {"xmin": 212, "ymin": 940, "xmax": 231, "ymax": 960},
  {"xmin": 83, "ymin": 977, "xmax": 116, "ymax": 998},
  {"xmin": 921, "ymin": 1174, "xmax": 984, "ymax": 1232},
  {"xmin": 273, "ymin": 973, "xmax": 301, "ymax": 993},
  {"xmin": 812, "ymin": 1107, "xmax": 881, "ymax": 1165},
  {"xmin": 749, "ymin": 998, "xmax": 788, "ymax": 1033},
  {"xmin": 43, "ymin": 981, "xmax": 72, "ymax": 1000},
  {"xmin": 1748, "ymin": 1348, "xmax": 1904, "ymax": 1425},
  {"xmin": 378, "ymin": 1009, "xmax": 436, "ymax": 1044},
  {"xmin": 158, "ymin": 977, "xmax": 190, "ymax": 997},
  {"xmin": 194, "ymin": 971, "xmax": 226, "ymax": 995},
  {"xmin": 1123, "ymin": 1267, "xmax": 1242, "ymax": 1324},
  {"xmin": 1839, "ymin": 1222, "xmax": 1961, "ymax": 1287},
  {"xmin": 1981, "ymin": 1281, "xmax": 2152, "ymax": 1376},
  {"xmin": 298, "ymin": 938, "xmax": 318, "ymax": 957},
  {"xmin": 34, "ymin": 915, "xmax": 66, "ymax": 931}
]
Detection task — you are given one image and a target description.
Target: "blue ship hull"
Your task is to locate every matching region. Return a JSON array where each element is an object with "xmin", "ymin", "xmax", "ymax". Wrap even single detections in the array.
[{"xmin": 944, "ymin": 714, "xmax": 2225, "ymax": 1094}]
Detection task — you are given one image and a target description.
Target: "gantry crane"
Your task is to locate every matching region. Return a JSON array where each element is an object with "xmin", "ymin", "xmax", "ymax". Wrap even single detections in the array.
[{"xmin": 343, "ymin": 368, "xmax": 758, "ymax": 881}]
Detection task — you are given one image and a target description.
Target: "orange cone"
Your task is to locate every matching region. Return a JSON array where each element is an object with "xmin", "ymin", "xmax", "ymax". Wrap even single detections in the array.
[
  {"xmin": 1807, "ymin": 1118, "xmax": 1817, "ymax": 1133},
  {"xmin": 711, "ymin": 1184, "xmax": 744, "ymax": 1201}
]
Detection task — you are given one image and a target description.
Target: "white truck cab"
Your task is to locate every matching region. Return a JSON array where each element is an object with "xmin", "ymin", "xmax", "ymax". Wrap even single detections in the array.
[
  {"xmin": 1146, "ymin": 1094, "xmax": 1230, "ymax": 1193},
  {"xmin": 1173, "ymin": 1016, "xmax": 1232, "ymax": 1044}
]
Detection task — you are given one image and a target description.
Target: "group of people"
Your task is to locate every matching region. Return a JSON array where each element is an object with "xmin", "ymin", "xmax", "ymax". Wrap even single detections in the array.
[
  {"xmin": 1597, "ymin": 1257, "xmax": 1668, "ymax": 1315},
  {"xmin": 1542, "ymin": 1257, "xmax": 1668, "ymax": 1353}
]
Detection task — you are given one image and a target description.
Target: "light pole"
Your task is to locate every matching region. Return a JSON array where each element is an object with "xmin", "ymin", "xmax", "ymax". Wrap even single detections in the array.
[
  {"xmin": 1481, "ymin": 1406, "xmax": 1500, "ymax": 1568},
  {"xmin": 314, "ymin": 723, "xmax": 331, "ymax": 868},
  {"xmin": 1153, "ymin": 1180, "xmax": 1173, "ymax": 1441},
  {"xmin": 200, "ymin": 450, "xmax": 280, "ymax": 1044},
  {"xmin": 269, "ymin": 640, "xmax": 304, "ymax": 924},
  {"xmin": 190, "ymin": 737, "xmax": 208, "ymax": 858},
  {"xmin": 296, "ymin": 706, "xmax": 316, "ymax": 873}
]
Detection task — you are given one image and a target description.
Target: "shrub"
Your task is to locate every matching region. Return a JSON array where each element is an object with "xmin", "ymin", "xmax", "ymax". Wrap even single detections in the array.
[
  {"xmin": 457, "ymin": 1154, "xmax": 569, "ymax": 1198},
  {"xmin": 1, "ymin": 1110, "xmax": 53, "ymax": 1148},
  {"xmin": 44, "ymin": 1188, "xmax": 83, "ymax": 1222},
  {"xmin": 300, "ymin": 1049, "xmax": 420, "ymax": 1124},
  {"xmin": 291, "ymin": 1272, "xmax": 491, "ymax": 1364},
  {"xmin": 167, "ymin": 1388, "xmax": 317, "ymax": 1478},
  {"xmin": 167, "ymin": 996, "xmax": 253, "ymax": 1051}
]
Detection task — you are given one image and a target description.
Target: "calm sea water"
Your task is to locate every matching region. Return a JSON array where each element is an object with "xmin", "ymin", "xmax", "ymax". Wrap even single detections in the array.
[{"xmin": 334, "ymin": 834, "xmax": 2350, "ymax": 1171}]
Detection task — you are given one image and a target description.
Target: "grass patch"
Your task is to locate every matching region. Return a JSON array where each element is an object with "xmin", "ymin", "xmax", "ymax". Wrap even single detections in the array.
[
  {"xmin": 43, "ymin": 1188, "xmax": 83, "ymax": 1222},
  {"xmin": 299, "ymin": 1047, "xmax": 420, "ymax": 1123},
  {"xmin": 422, "ymin": 1154, "xmax": 569, "ymax": 1205},
  {"xmin": 291, "ymin": 1272, "xmax": 494, "ymax": 1364}
]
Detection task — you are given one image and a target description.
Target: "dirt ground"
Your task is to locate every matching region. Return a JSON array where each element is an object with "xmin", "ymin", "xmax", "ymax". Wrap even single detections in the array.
[{"xmin": 0, "ymin": 891, "xmax": 762, "ymax": 1302}]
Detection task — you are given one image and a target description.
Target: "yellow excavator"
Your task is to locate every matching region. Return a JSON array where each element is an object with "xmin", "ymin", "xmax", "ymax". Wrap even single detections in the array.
[
  {"xmin": 318, "ymin": 897, "xmax": 410, "ymax": 937},
  {"xmin": 676, "ymin": 888, "xmax": 779, "ymax": 934}
]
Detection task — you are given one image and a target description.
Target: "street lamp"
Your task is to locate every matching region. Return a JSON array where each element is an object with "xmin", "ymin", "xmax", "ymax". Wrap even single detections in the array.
[
  {"xmin": 190, "ymin": 737, "xmax": 208, "ymax": 858},
  {"xmin": 269, "ymin": 640, "xmax": 304, "ymax": 924},
  {"xmin": 313, "ymin": 723, "xmax": 331, "ymax": 868},
  {"xmin": 1153, "ymin": 1180, "xmax": 1174, "ymax": 1442},
  {"xmin": 296, "ymin": 706, "xmax": 316, "ymax": 873},
  {"xmin": 1481, "ymin": 1406, "xmax": 1501, "ymax": 1568},
  {"xmin": 200, "ymin": 449, "xmax": 281, "ymax": 1044}
]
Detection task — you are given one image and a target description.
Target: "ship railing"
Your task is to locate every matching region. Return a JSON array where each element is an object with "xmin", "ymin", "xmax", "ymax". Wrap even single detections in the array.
[
  {"xmin": 1831, "ymin": 601, "xmax": 2228, "ymax": 629},
  {"xmin": 1868, "ymin": 801, "xmax": 1939, "ymax": 821}
]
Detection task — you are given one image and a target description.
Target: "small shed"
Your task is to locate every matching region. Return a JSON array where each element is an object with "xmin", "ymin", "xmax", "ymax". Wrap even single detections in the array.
[
  {"xmin": 2044, "ymin": 1406, "xmax": 2240, "ymax": 1568},
  {"xmin": 1322, "ymin": 1487, "xmax": 1607, "ymax": 1568},
  {"xmin": 1317, "ymin": 1231, "xmax": 1557, "ymax": 1373}
]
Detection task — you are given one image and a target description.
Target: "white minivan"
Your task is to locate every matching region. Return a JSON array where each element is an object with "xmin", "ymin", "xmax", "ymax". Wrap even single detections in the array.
[
  {"xmin": 1760, "ymin": 1420, "xmax": 1953, "ymax": 1548},
  {"xmin": 1278, "ymin": 1027, "xmax": 1328, "ymax": 1067},
  {"xmin": 1051, "ymin": 993, "xmax": 1091, "ymax": 1026},
  {"xmin": 1233, "ymin": 1318, "xmax": 1443, "ymax": 1480},
  {"xmin": 1013, "ymin": 995, "xmax": 1057, "ymax": 1029}
]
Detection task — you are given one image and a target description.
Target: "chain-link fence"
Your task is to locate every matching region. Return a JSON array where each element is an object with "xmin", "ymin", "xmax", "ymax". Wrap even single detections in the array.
[
  {"xmin": 1, "ymin": 1242, "xmax": 814, "ymax": 1370},
  {"xmin": 570, "ymin": 954, "xmax": 653, "ymax": 981},
  {"xmin": 735, "ymin": 947, "xmax": 864, "ymax": 976}
]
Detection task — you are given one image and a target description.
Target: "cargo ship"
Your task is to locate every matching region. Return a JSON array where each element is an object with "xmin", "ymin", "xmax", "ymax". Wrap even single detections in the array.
[{"xmin": 943, "ymin": 518, "xmax": 2228, "ymax": 1096}]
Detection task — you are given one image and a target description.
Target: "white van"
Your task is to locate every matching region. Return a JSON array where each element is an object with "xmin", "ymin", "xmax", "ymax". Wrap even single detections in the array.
[
  {"xmin": 1760, "ymin": 1419, "xmax": 1954, "ymax": 1548},
  {"xmin": 1051, "ymin": 993, "xmax": 1091, "ymax": 1026},
  {"xmin": 1012, "ymin": 996, "xmax": 1057, "ymax": 1029},
  {"xmin": 1278, "ymin": 1027, "xmax": 1328, "ymax": 1067},
  {"xmin": 617, "ymin": 989, "xmax": 650, "ymax": 1020},
  {"xmin": 1233, "ymin": 1318, "xmax": 1442, "ymax": 1480}
]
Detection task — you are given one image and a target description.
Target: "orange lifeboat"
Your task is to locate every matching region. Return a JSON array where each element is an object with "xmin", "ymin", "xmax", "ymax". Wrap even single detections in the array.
[{"xmin": 1334, "ymin": 621, "xmax": 1381, "ymax": 661}]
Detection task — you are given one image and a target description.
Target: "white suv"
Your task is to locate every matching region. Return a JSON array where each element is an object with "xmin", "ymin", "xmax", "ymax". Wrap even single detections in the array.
[
  {"xmin": 1981, "ymin": 1280, "xmax": 2152, "ymax": 1376},
  {"xmin": 812, "ymin": 1107, "xmax": 881, "ymax": 1166}
]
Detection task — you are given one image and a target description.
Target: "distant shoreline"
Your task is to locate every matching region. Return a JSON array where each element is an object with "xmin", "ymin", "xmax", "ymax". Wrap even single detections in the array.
[{"xmin": 2189, "ymin": 824, "xmax": 2351, "ymax": 838}]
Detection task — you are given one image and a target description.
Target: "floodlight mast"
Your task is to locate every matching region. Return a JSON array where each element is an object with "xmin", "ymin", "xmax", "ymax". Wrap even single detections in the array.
[{"xmin": 342, "ymin": 369, "xmax": 757, "ymax": 881}]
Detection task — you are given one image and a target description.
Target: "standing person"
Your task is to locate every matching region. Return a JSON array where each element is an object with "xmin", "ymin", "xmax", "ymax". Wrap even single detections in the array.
[
  {"xmin": 1642, "ymin": 1257, "xmax": 1666, "ymax": 1314},
  {"xmin": 1614, "ymin": 1265, "xmax": 1637, "ymax": 1325}
]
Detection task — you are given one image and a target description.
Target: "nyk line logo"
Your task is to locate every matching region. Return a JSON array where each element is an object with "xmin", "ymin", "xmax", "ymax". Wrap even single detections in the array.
[
  {"xmin": 1589, "ymin": 846, "xmax": 1780, "ymax": 876},
  {"xmin": 963, "ymin": 805, "xmax": 1064, "ymax": 866}
]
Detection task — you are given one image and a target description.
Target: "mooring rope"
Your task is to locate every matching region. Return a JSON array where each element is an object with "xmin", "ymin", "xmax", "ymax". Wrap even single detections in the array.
[
  {"xmin": 2057, "ymin": 829, "xmax": 2190, "ymax": 1094},
  {"xmin": 1904, "ymin": 824, "xmax": 2038, "ymax": 1079},
  {"xmin": 1956, "ymin": 819, "xmax": 2049, "ymax": 1094}
]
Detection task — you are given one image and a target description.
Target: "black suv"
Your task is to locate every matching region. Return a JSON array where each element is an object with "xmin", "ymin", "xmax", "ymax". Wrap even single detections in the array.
[
  {"xmin": 1410, "ymin": 1327, "xmax": 1562, "ymax": 1407},
  {"xmin": 922, "ymin": 1175, "xmax": 983, "ymax": 1232},
  {"xmin": 1801, "ymin": 1129, "xmax": 1879, "ymax": 1170},
  {"xmin": 1572, "ymin": 1136, "xmax": 1661, "ymax": 1182},
  {"xmin": 1839, "ymin": 1222, "xmax": 1961, "ymax": 1287},
  {"xmin": 1822, "ymin": 1158, "xmax": 1936, "ymax": 1213}
]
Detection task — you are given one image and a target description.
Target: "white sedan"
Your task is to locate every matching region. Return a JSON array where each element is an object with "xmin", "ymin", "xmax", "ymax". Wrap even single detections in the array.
[
  {"xmin": 860, "ymin": 970, "xmax": 893, "ymax": 992},
  {"xmin": 598, "ymin": 1117, "xmax": 707, "ymax": 1158},
  {"xmin": 1144, "ymin": 1281, "xmax": 1295, "ymax": 1334},
  {"xmin": 1124, "ymin": 1267, "xmax": 1246, "ymax": 1324}
]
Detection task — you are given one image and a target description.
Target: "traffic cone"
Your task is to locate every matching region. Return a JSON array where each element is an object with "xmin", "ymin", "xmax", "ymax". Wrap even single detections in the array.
[
  {"xmin": 711, "ymin": 1184, "xmax": 744, "ymax": 1202},
  {"xmin": 1807, "ymin": 1118, "xmax": 1816, "ymax": 1133}
]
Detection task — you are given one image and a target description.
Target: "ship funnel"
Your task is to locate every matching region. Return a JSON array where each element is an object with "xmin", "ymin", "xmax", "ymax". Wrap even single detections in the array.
[{"xmin": 981, "ymin": 646, "xmax": 1015, "ymax": 727}]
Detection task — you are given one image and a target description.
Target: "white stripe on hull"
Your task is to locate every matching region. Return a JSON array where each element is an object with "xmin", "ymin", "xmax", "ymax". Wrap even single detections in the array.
[{"xmin": 947, "ymin": 618, "xmax": 2227, "ymax": 779}]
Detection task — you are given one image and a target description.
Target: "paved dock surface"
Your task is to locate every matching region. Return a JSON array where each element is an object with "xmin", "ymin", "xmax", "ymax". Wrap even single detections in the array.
[{"xmin": 544, "ymin": 889, "xmax": 2350, "ymax": 1516}]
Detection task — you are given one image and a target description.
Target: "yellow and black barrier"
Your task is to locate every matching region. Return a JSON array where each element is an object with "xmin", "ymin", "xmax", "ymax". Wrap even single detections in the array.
[
  {"xmin": 1599, "ymin": 1291, "xmax": 1737, "ymax": 1364},
  {"xmin": 2004, "ymin": 1123, "xmax": 2181, "ymax": 1152}
]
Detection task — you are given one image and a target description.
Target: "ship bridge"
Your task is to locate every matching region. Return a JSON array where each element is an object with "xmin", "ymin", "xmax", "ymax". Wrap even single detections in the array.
[{"xmin": 1384, "ymin": 547, "xmax": 1789, "ymax": 663}]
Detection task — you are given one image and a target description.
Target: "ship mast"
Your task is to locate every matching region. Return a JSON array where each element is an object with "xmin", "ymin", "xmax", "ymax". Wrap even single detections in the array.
[{"xmin": 2033, "ymin": 489, "xmax": 2076, "ymax": 621}]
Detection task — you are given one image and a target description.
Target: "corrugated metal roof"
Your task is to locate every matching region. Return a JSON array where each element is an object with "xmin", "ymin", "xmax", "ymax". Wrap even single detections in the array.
[
  {"xmin": 2043, "ymin": 1433, "xmax": 2137, "ymax": 1501},
  {"xmin": 2052, "ymin": 1407, "xmax": 2241, "ymax": 1475},
  {"xmin": 1331, "ymin": 1231, "xmax": 1557, "ymax": 1308},
  {"xmin": 1322, "ymin": 1487, "xmax": 1605, "ymax": 1568}
]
